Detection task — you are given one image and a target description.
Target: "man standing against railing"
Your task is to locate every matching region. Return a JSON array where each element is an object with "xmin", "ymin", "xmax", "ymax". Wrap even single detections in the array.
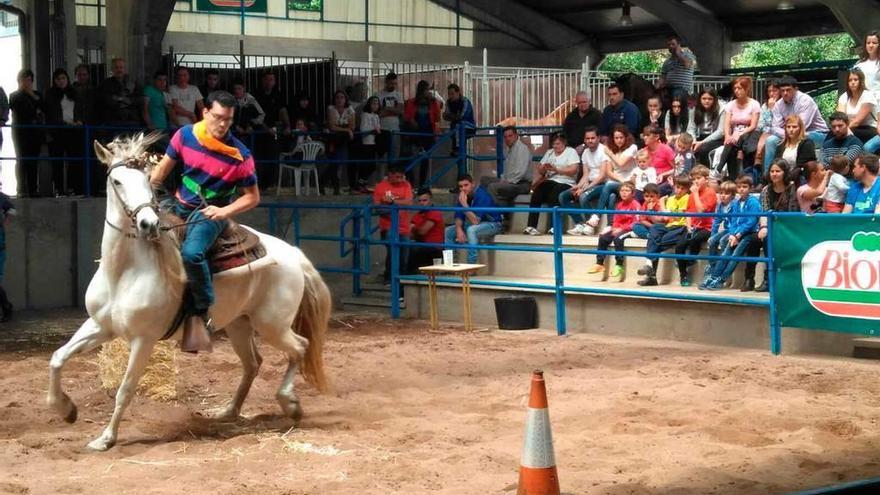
[
  {"xmin": 656, "ymin": 35, "xmax": 696, "ymax": 101},
  {"xmin": 563, "ymin": 91, "xmax": 601, "ymax": 150},
  {"xmin": 373, "ymin": 164, "xmax": 413, "ymax": 298},
  {"xmin": 254, "ymin": 71, "xmax": 289, "ymax": 190},
  {"xmin": 376, "ymin": 72, "xmax": 404, "ymax": 169},
  {"xmin": 443, "ymin": 83, "xmax": 475, "ymax": 155}
]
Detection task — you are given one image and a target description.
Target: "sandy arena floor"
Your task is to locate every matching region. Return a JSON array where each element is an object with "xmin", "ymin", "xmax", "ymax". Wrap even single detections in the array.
[{"xmin": 1, "ymin": 309, "xmax": 880, "ymax": 494}]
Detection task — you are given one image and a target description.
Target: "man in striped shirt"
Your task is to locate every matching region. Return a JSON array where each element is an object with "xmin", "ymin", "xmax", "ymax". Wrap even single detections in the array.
[
  {"xmin": 151, "ymin": 90, "xmax": 260, "ymax": 352},
  {"xmin": 657, "ymin": 35, "xmax": 696, "ymax": 100}
]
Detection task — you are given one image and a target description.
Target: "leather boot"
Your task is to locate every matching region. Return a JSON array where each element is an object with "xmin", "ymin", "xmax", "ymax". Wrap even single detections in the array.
[
  {"xmin": 755, "ymin": 278, "xmax": 769, "ymax": 293},
  {"xmin": 740, "ymin": 278, "xmax": 755, "ymax": 292},
  {"xmin": 181, "ymin": 315, "xmax": 213, "ymax": 353}
]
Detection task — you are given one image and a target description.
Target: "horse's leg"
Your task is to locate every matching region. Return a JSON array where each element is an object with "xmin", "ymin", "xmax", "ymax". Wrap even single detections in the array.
[
  {"xmin": 214, "ymin": 317, "xmax": 262, "ymax": 419},
  {"xmin": 254, "ymin": 320, "xmax": 309, "ymax": 421},
  {"xmin": 48, "ymin": 318, "xmax": 114, "ymax": 423},
  {"xmin": 87, "ymin": 336, "xmax": 155, "ymax": 451}
]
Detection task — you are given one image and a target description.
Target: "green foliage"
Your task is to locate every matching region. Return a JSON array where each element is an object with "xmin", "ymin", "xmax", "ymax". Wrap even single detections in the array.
[
  {"xmin": 731, "ymin": 34, "xmax": 854, "ymax": 68},
  {"xmin": 288, "ymin": 0, "xmax": 322, "ymax": 12},
  {"xmin": 597, "ymin": 50, "xmax": 665, "ymax": 74}
]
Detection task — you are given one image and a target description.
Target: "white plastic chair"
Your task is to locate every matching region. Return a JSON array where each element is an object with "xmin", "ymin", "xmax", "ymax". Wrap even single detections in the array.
[{"xmin": 277, "ymin": 141, "xmax": 324, "ymax": 196}]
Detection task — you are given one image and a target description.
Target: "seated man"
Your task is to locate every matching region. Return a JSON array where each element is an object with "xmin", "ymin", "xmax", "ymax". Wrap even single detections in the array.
[
  {"xmin": 763, "ymin": 75, "xmax": 829, "ymax": 170},
  {"xmin": 407, "ymin": 188, "xmax": 445, "ymax": 273},
  {"xmin": 482, "ymin": 125, "xmax": 533, "ymax": 227},
  {"xmin": 820, "ymin": 112, "xmax": 864, "ymax": 168},
  {"xmin": 150, "ymin": 90, "xmax": 260, "ymax": 353},
  {"xmin": 843, "ymin": 153, "xmax": 880, "ymax": 214},
  {"xmin": 445, "ymin": 174, "xmax": 503, "ymax": 264}
]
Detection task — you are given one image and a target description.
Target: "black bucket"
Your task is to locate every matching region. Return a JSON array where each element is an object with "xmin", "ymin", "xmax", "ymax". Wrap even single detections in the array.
[{"xmin": 494, "ymin": 296, "xmax": 538, "ymax": 330}]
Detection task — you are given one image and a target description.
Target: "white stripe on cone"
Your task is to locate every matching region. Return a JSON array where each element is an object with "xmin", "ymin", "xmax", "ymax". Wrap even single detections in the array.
[{"xmin": 520, "ymin": 407, "xmax": 556, "ymax": 468}]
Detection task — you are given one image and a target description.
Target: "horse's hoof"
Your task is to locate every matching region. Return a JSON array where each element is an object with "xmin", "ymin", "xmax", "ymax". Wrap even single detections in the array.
[
  {"xmin": 63, "ymin": 404, "xmax": 78, "ymax": 424},
  {"xmin": 86, "ymin": 437, "xmax": 115, "ymax": 452},
  {"xmin": 206, "ymin": 406, "xmax": 240, "ymax": 421}
]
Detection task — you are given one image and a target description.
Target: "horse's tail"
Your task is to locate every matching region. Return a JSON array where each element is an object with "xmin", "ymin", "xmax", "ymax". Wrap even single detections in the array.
[{"xmin": 294, "ymin": 251, "xmax": 331, "ymax": 393}]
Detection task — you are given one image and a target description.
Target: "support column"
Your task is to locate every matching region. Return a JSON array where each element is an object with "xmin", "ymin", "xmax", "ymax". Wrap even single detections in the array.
[
  {"xmin": 819, "ymin": 0, "xmax": 880, "ymax": 47},
  {"xmin": 105, "ymin": 0, "xmax": 176, "ymax": 82},
  {"xmin": 62, "ymin": 0, "xmax": 78, "ymax": 72},
  {"xmin": 31, "ymin": 0, "xmax": 51, "ymax": 89}
]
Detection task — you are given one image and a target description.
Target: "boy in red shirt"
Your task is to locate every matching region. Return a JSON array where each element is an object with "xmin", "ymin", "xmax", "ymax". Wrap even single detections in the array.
[
  {"xmin": 407, "ymin": 188, "xmax": 446, "ymax": 273},
  {"xmin": 373, "ymin": 165, "xmax": 413, "ymax": 285},
  {"xmin": 674, "ymin": 164, "xmax": 717, "ymax": 286},
  {"xmin": 587, "ymin": 181, "xmax": 641, "ymax": 281}
]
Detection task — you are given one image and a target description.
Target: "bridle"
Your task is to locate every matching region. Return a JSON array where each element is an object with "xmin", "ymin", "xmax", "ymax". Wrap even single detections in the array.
[{"xmin": 105, "ymin": 160, "xmax": 159, "ymax": 239}]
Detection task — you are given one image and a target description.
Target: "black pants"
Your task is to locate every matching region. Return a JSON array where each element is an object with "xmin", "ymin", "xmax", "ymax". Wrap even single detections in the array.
[
  {"xmin": 405, "ymin": 136, "xmax": 434, "ymax": 188},
  {"xmin": 380, "ymin": 230, "xmax": 410, "ymax": 296},
  {"xmin": 48, "ymin": 128, "xmax": 85, "ymax": 195},
  {"xmin": 717, "ymin": 131, "xmax": 758, "ymax": 181},
  {"xmin": 853, "ymin": 125, "xmax": 877, "ymax": 146},
  {"xmin": 675, "ymin": 228, "xmax": 711, "ymax": 277},
  {"xmin": 348, "ymin": 143, "xmax": 377, "ymax": 189},
  {"xmin": 597, "ymin": 231, "xmax": 627, "ymax": 266},
  {"xmin": 407, "ymin": 246, "xmax": 442, "ymax": 274},
  {"xmin": 527, "ymin": 181, "xmax": 571, "ymax": 229},
  {"xmin": 254, "ymin": 131, "xmax": 279, "ymax": 190},
  {"xmin": 12, "ymin": 128, "xmax": 44, "ymax": 197},
  {"xmin": 744, "ymin": 237, "xmax": 767, "ymax": 282},
  {"xmin": 695, "ymin": 136, "xmax": 723, "ymax": 170}
]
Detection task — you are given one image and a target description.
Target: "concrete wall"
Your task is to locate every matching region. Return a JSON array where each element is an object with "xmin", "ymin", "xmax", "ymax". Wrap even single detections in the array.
[{"xmin": 5, "ymin": 195, "xmax": 389, "ymax": 310}]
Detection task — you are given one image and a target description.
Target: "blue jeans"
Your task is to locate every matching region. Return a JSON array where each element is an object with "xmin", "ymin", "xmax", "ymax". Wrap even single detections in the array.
[
  {"xmin": 763, "ymin": 130, "xmax": 827, "ymax": 169},
  {"xmin": 710, "ymin": 233, "xmax": 755, "ymax": 281},
  {"xmin": 558, "ymin": 184, "xmax": 603, "ymax": 224},
  {"xmin": 865, "ymin": 135, "xmax": 880, "ymax": 154},
  {"xmin": 445, "ymin": 222, "xmax": 502, "ymax": 263},
  {"xmin": 704, "ymin": 231, "xmax": 728, "ymax": 275},
  {"xmin": 631, "ymin": 223, "xmax": 651, "ymax": 239},
  {"xmin": 646, "ymin": 224, "xmax": 685, "ymax": 270},
  {"xmin": 598, "ymin": 181, "xmax": 621, "ymax": 223},
  {"xmin": 176, "ymin": 203, "xmax": 227, "ymax": 315}
]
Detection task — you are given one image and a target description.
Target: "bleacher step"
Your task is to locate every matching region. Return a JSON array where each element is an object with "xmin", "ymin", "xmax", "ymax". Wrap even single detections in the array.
[
  {"xmin": 852, "ymin": 338, "xmax": 880, "ymax": 360},
  {"xmin": 342, "ymin": 295, "xmax": 395, "ymax": 310}
]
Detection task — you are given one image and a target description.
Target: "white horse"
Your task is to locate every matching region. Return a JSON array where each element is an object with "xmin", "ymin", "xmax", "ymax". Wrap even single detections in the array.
[{"xmin": 47, "ymin": 133, "xmax": 330, "ymax": 451}]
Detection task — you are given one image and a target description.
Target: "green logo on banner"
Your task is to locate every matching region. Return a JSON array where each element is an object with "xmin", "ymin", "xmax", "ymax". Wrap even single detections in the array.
[
  {"xmin": 802, "ymin": 233, "xmax": 880, "ymax": 320},
  {"xmin": 196, "ymin": 0, "xmax": 268, "ymax": 13}
]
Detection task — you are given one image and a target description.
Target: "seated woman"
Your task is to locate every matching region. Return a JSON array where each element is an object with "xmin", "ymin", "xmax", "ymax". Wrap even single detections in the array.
[
  {"xmin": 687, "ymin": 87, "xmax": 725, "ymax": 167},
  {"xmin": 522, "ymin": 134, "xmax": 579, "ymax": 235},
  {"xmin": 772, "ymin": 115, "xmax": 816, "ymax": 184},
  {"xmin": 754, "ymin": 79, "xmax": 780, "ymax": 167},
  {"xmin": 663, "ymin": 95, "xmax": 690, "ymax": 144},
  {"xmin": 837, "ymin": 68, "xmax": 877, "ymax": 145},
  {"xmin": 717, "ymin": 76, "xmax": 761, "ymax": 181},
  {"xmin": 596, "ymin": 125, "xmax": 638, "ymax": 225}
]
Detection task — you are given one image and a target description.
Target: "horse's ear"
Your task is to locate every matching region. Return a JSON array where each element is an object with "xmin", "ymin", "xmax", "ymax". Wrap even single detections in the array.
[{"xmin": 93, "ymin": 140, "xmax": 113, "ymax": 166}]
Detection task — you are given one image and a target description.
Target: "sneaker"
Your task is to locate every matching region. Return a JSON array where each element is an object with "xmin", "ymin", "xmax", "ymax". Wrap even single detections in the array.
[
  {"xmin": 698, "ymin": 276, "xmax": 715, "ymax": 290},
  {"xmin": 398, "ymin": 297, "xmax": 406, "ymax": 308},
  {"xmin": 523, "ymin": 226, "xmax": 540, "ymax": 236},
  {"xmin": 706, "ymin": 279, "xmax": 725, "ymax": 291},
  {"xmin": 567, "ymin": 224, "xmax": 586, "ymax": 236},
  {"xmin": 610, "ymin": 265, "xmax": 624, "ymax": 280},
  {"xmin": 637, "ymin": 276, "xmax": 658, "ymax": 287},
  {"xmin": 548, "ymin": 227, "xmax": 554, "ymax": 235},
  {"xmin": 586, "ymin": 214, "xmax": 600, "ymax": 228},
  {"xmin": 637, "ymin": 265, "xmax": 654, "ymax": 276},
  {"xmin": 680, "ymin": 275, "xmax": 691, "ymax": 287},
  {"xmin": 587, "ymin": 264, "xmax": 605, "ymax": 275},
  {"xmin": 582, "ymin": 223, "xmax": 596, "ymax": 236}
]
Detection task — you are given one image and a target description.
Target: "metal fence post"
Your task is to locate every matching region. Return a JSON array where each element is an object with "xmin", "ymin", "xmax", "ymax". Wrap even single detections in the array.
[
  {"xmin": 767, "ymin": 215, "xmax": 781, "ymax": 355},
  {"xmin": 390, "ymin": 205, "xmax": 401, "ymax": 319},
  {"xmin": 84, "ymin": 125, "xmax": 92, "ymax": 197},
  {"xmin": 457, "ymin": 125, "xmax": 467, "ymax": 176},
  {"xmin": 552, "ymin": 208, "xmax": 567, "ymax": 336},
  {"xmin": 481, "ymin": 49, "xmax": 489, "ymax": 127},
  {"xmin": 495, "ymin": 125, "xmax": 504, "ymax": 178},
  {"xmin": 352, "ymin": 207, "xmax": 362, "ymax": 296}
]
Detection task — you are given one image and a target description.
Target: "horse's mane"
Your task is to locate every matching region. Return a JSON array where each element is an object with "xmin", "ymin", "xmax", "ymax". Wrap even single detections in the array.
[{"xmin": 101, "ymin": 132, "xmax": 187, "ymax": 288}]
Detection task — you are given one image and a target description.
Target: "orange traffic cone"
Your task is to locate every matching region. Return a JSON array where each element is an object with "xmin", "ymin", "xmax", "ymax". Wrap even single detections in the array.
[{"xmin": 517, "ymin": 370, "xmax": 560, "ymax": 495}]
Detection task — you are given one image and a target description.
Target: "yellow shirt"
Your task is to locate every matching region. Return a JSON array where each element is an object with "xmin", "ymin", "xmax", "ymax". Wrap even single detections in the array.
[{"xmin": 664, "ymin": 194, "xmax": 690, "ymax": 228}]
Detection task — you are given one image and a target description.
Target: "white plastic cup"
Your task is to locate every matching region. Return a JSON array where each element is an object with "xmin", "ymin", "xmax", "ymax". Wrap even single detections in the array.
[
  {"xmin": 432, "ymin": 258, "xmax": 442, "ymax": 265},
  {"xmin": 442, "ymin": 250, "xmax": 454, "ymax": 266}
]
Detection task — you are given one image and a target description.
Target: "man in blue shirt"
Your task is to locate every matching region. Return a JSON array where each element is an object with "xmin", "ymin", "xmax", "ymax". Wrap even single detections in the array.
[
  {"xmin": 844, "ymin": 154, "xmax": 880, "ymax": 214},
  {"xmin": 444, "ymin": 174, "xmax": 502, "ymax": 264},
  {"xmin": 599, "ymin": 83, "xmax": 641, "ymax": 139},
  {"xmin": 444, "ymin": 83, "xmax": 475, "ymax": 155}
]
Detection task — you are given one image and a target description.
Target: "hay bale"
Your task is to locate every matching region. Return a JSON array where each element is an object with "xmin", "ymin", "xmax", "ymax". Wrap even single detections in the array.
[{"xmin": 97, "ymin": 339, "xmax": 178, "ymax": 401}]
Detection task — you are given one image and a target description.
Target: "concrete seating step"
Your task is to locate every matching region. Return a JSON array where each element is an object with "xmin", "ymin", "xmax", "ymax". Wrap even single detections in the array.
[{"xmin": 853, "ymin": 338, "xmax": 880, "ymax": 360}]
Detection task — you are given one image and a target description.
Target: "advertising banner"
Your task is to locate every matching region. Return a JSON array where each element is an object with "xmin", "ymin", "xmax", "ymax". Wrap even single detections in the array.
[{"xmin": 196, "ymin": 0, "xmax": 268, "ymax": 13}]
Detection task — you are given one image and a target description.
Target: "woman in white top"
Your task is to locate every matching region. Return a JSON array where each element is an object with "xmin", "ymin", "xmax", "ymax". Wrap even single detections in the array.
[
  {"xmin": 523, "ymin": 134, "xmax": 580, "ymax": 235},
  {"xmin": 837, "ymin": 68, "xmax": 877, "ymax": 145},
  {"xmin": 855, "ymin": 31, "xmax": 880, "ymax": 94},
  {"xmin": 324, "ymin": 89, "xmax": 356, "ymax": 195},
  {"xmin": 717, "ymin": 76, "xmax": 761, "ymax": 181},
  {"xmin": 596, "ymin": 124, "xmax": 638, "ymax": 224},
  {"xmin": 352, "ymin": 96, "xmax": 381, "ymax": 193},
  {"xmin": 686, "ymin": 87, "xmax": 725, "ymax": 167}
]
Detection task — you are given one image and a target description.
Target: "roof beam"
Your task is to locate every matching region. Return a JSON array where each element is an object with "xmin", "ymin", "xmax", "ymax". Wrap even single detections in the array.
[
  {"xmin": 627, "ymin": 0, "xmax": 730, "ymax": 74},
  {"xmin": 430, "ymin": 0, "xmax": 544, "ymax": 49},
  {"xmin": 818, "ymin": 0, "xmax": 880, "ymax": 45}
]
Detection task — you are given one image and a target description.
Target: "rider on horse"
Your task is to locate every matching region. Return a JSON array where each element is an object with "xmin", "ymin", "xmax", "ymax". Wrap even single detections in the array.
[{"xmin": 150, "ymin": 90, "xmax": 260, "ymax": 353}]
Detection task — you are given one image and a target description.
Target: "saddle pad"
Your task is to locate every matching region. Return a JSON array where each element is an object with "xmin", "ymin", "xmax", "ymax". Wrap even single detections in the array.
[{"xmin": 208, "ymin": 222, "xmax": 267, "ymax": 274}]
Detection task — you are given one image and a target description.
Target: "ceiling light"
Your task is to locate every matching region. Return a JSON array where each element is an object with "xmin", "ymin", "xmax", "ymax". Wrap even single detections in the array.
[
  {"xmin": 619, "ymin": 1, "xmax": 633, "ymax": 27},
  {"xmin": 776, "ymin": 0, "xmax": 795, "ymax": 10}
]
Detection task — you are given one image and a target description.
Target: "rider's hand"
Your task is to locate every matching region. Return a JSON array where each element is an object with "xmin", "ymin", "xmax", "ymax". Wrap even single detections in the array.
[{"xmin": 201, "ymin": 205, "xmax": 228, "ymax": 220}]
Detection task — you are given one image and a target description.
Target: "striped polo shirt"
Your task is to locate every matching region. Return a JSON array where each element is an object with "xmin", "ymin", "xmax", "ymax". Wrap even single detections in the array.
[
  {"xmin": 166, "ymin": 125, "xmax": 257, "ymax": 207},
  {"xmin": 661, "ymin": 49, "xmax": 696, "ymax": 93}
]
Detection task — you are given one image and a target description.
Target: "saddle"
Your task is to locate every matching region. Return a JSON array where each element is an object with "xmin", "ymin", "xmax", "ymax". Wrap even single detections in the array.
[{"xmin": 162, "ymin": 211, "xmax": 267, "ymax": 274}]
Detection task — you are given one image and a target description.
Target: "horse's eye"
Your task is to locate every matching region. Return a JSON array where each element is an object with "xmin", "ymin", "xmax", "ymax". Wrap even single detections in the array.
[{"xmin": 112, "ymin": 179, "xmax": 122, "ymax": 186}]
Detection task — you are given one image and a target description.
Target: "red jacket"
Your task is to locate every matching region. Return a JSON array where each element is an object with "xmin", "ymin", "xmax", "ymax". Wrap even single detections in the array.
[
  {"xmin": 612, "ymin": 198, "xmax": 641, "ymax": 231},
  {"xmin": 403, "ymin": 98, "xmax": 441, "ymax": 134}
]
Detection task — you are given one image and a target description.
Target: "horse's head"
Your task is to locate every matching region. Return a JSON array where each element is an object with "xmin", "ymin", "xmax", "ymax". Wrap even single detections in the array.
[{"xmin": 93, "ymin": 133, "xmax": 163, "ymax": 241}]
